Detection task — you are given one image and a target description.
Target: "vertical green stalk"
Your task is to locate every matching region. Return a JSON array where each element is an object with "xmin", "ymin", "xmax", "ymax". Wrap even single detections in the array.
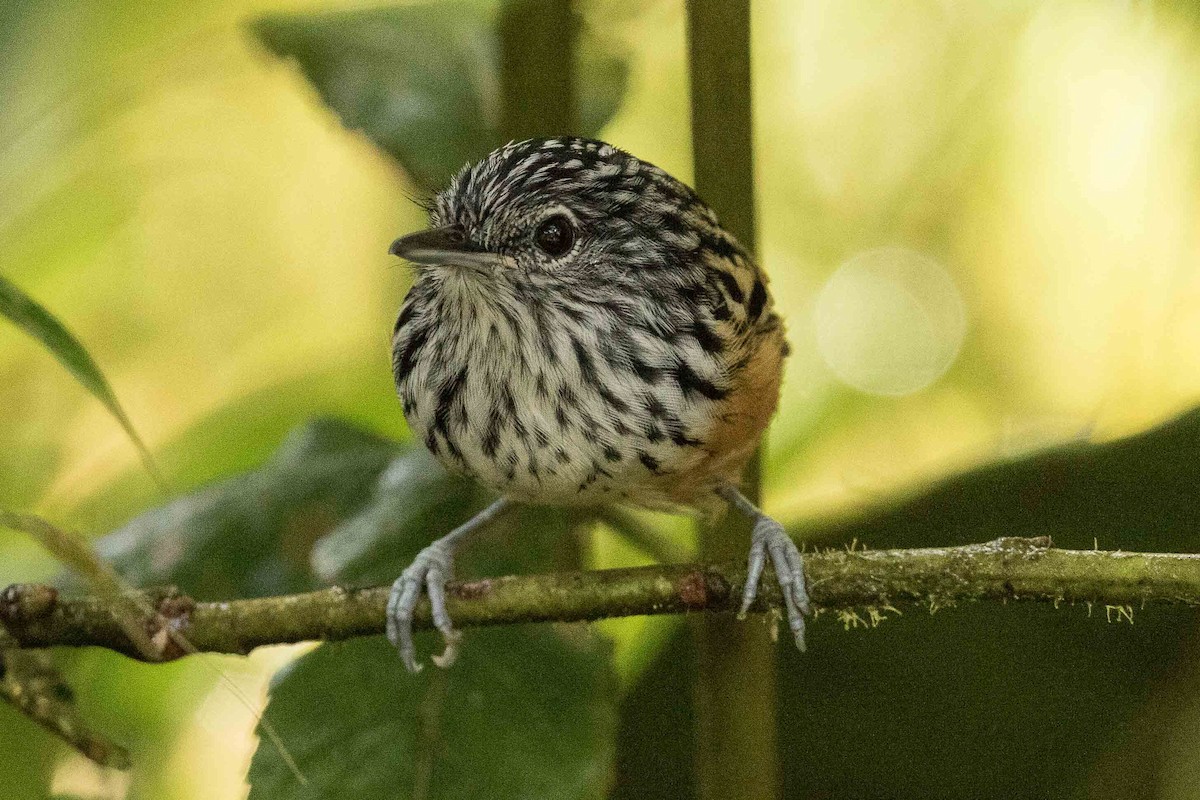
[
  {"xmin": 498, "ymin": 0, "xmax": 579, "ymax": 141},
  {"xmin": 686, "ymin": 2, "xmax": 780, "ymax": 799},
  {"xmin": 497, "ymin": 0, "xmax": 589, "ymax": 567}
]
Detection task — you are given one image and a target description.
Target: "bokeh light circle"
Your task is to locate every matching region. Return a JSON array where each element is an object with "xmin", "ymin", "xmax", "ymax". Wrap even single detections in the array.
[{"xmin": 814, "ymin": 247, "xmax": 967, "ymax": 396}]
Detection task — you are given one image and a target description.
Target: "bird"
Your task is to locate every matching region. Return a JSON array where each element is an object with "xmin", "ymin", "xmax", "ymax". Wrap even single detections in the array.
[{"xmin": 386, "ymin": 136, "xmax": 809, "ymax": 672}]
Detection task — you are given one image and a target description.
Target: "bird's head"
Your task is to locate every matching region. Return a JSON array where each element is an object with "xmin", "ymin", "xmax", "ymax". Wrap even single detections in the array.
[{"xmin": 390, "ymin": 137, "xmax": 729, "ymax": 297}]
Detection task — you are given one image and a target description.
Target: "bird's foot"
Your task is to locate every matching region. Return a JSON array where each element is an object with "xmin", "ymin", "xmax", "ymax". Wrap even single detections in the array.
[
  {"xmin": 738, "ymin": 514, "xmax": 811, "ymax": 651},
  {"xmin": 387, "ymin": 539, "xmax": 461, "ymax": 673},
  {"xmin": 386, "ymin": 497, "xmax": 510, "ymax": 673}
]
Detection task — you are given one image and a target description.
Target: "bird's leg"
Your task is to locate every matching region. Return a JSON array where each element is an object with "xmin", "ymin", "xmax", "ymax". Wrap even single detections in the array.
[
  {"xmin": 387, "ymin": 496, "xmax": 510, "ymax": 673},
  {"xmin": 717, "ymin": 483, "xmax": 811, "ymax": 652}
]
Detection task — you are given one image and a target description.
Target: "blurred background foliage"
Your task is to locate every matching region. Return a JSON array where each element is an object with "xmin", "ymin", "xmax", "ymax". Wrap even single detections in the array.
[{"xmin": 4, "ymin": 0, "xmax": 1200, "ymax": 798}]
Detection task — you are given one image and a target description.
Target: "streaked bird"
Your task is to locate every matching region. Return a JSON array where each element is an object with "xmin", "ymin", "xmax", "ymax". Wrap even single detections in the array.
[{"xmin": 387, "ymin": 137, "xmax": 808, "ymax": 672}]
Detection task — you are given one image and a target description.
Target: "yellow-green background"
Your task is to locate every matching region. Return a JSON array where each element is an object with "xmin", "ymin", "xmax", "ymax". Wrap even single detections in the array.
[{"xmin": 4, "ymin": 1, "xmax": 1200, "ymax": 797}]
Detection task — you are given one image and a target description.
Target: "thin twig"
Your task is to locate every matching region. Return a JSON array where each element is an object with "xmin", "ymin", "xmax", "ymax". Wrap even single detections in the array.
[
  {"xmin": 0, "ymin": 629, "xmax": 131, "ymax": 769},
  {"xmin": 0, "ymin": 512, "xmax": 306, "ymax": 780}
]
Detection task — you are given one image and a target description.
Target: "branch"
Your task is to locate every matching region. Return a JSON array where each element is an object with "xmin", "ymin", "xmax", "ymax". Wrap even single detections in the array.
[
  {"xmin": 3, "ymin": 537, "xmax": 1200, "ymax": 662},
  {"xmin": 0, "ymin": 641, "xmax": 131, "ymax": 769}
]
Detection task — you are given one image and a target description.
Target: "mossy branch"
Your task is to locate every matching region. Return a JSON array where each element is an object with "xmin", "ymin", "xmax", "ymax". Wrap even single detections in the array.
[{"xmin": 3, "ymin": 537, "xmax": 1199, "ymax": 662}]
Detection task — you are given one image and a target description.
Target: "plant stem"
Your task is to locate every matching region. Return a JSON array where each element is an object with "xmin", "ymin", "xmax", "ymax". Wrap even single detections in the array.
[
  {"xmin": 685, "ymin": 2, "xmax": 777, "ymax": 798},
  {"xmin": 498, "ymin": 0, "xmax": 579, "ymax": 141},
  {"xmin": 0, "ymin": 633, "xmax": 131, "ymax": 769},
  {"xmin": 497, "ymin": 0, "xmax": 587, "ymax": 570}
]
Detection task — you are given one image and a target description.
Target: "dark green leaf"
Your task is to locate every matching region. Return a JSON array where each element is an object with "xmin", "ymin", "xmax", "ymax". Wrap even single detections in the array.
[
  {"xmin": 309, "ymin": 448, "xmax": 476, "ymax": 587},
  {"xmin": 823, "ymin": 405, "xmax": 1200, "ymax": 553},
  {"xmin": 93, "ymin": 410, "xmax": 576, "ymax": 603},
  {"xmin": 0, "ymin": 272, "xmax": 160, "ymax": 484},
  {"xmin": 93, "ymin": 416, "xmax": 522, "ymax": 603},
  {"xmin": 769, "ymin": 408, "xmax": 1200, "ymax": 798},
  {"xmin": 776, "ymin": 603, "xmax": 1196, "ymax": 798},
  {"xmin": 95, "ymin": 419, "xmax": 411, "ymax": 599},
  {"xmin": 247, "ymin": 629, "xmax": 617, "ymax": 800},
  {"xmin": 251, "ymin": 1, "xmax": 628, "ymax": 190}
]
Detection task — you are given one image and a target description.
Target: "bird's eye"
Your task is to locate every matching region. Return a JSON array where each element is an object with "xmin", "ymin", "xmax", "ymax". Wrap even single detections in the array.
[{"xmin": 533, "ymin": 215, "xmax": 576, "ymax": 257}]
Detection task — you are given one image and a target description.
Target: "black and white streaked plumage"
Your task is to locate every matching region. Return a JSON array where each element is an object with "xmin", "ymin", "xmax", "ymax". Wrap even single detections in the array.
[{"xmin": 386, "ymin": 137, "xmax": 808, "ymax": 672}]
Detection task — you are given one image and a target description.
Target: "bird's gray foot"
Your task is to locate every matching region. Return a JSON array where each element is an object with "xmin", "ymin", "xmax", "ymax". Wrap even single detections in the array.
[
  {"xmin": 719, "ymin": 484, "xmax": 812, "ymax": 652},
  {"xmin": 386, "ymin": 497, "xmax": 510, "ymax": 673},
  {"xmin": 740, "ymin": 514, "xmax": 811, "ymax": 651},
  {"xmin": 387, "ymin": 539, "xmax": 459, "ymax": 673}
]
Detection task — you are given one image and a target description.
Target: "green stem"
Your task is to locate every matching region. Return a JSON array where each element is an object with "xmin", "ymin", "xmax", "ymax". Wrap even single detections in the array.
[
  {"xmin": 686, "ymin": 0, "xmax": 757, "ymax": 246},
  {"xmin": 8, "ymin": 537, "xmax": 1186, "ymax": 662},
  {"xmin": 497, "ymin": 0, "xmax": 585, "ymax": 569},
  {"xmin": 498, "ymin": 0, "xmax": 579, "ymax": 141},
  {"xmin": 0, "ymin": 632, "xmax": 131, "ymax": 769},
  {"xmin": 685, "ymin": 2, "xmax": 776, "ymax": 798}
]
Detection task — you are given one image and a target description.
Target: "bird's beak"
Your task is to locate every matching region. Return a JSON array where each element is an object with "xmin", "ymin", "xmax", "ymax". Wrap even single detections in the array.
[{"xmin": 388, "ymin": 228, "xmax": 500, "ymax": 271}]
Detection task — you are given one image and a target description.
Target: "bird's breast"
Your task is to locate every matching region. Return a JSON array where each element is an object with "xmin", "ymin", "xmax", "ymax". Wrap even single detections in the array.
[{"xmin": 392, "ymin": 284, "xmax": 781, "ymax": 509}]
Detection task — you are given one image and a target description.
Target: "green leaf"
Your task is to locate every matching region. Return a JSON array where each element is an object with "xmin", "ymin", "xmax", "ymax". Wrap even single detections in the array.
[
  {"xmin": 251, "ymin": 1, "xmax": 628, "ymax": 190},
  {"xmin": 309, "ymin": 447, "xmax": 477, "ymax": 587},
  {"xmin": 92, "ymin": 417, "xmax": 509, "ymax": 603},
  {"xmin": 0, "ymin": 272, "xmax": 160, "ymax": 484},
  {"xmin": 775, "ymin": 603, "xmax": 1199, "ymax": 799},
  {"xmin": 822, "ymin": 405, "xmax": 1200, "ymax": 553},
  {"xmin": 768, "ymin": 407, "xmax": 1200, "ymax": 798},
  {"xmin": 95, "ymin": 418, "xmax": 409, "ymax": 599},
  {"xmin": 247, "ymin": 629, "xmax": 617, "ymax": 800}
]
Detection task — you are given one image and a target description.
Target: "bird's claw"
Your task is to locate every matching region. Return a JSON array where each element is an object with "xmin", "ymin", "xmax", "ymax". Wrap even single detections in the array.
[
  {"xmin": 739, "ymin": 516, "xmax": 811, "ymax": 652},
  {"xmin": 387, "ymin": 542, "xmax": 459, "ymax": 673}
]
